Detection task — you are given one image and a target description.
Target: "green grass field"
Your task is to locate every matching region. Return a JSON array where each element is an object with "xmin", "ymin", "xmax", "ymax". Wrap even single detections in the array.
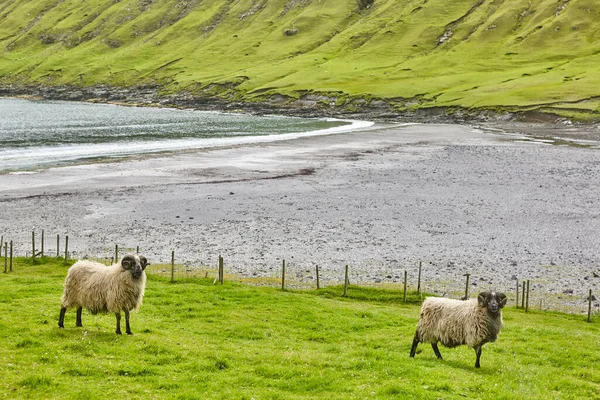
[
  {"xmin": 1, "ymin": 257, "xmax": 599, "ymax": 399},
  {"xmin": 1, "ymin": 0, "xmax": 600, "ymax": 120}
]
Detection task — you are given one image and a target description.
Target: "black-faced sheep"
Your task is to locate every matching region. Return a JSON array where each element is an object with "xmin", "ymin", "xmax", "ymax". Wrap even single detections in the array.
[
  {"xmin": 409, "ymin": 291, "xmax": 507, "ymax": 368},
  {"xmin": 58, "ymin": 254, "xmax": 148, "ymax": 335}
]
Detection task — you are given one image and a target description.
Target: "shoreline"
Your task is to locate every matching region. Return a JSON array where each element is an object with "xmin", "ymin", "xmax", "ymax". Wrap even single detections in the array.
[
  {"xmin": 2, "ymin": 119, "xmax": 600, "ymax": 312},
  {"xmin": 3, "ymin": 84, "xmax": 600, "ymax": 127},
  {"xmin": 0, "ymin": 96, "xmax": 379, "ymax": 173}
]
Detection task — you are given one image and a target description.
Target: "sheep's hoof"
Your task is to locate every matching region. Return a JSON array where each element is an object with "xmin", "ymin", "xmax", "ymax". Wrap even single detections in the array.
[
  {"xmin": 116, "ymin": 330, "xmax": 122, "ymax": 335},
  {"xmin": 127, "ymin": 331, "xmax": 133, "ymax": 335}
]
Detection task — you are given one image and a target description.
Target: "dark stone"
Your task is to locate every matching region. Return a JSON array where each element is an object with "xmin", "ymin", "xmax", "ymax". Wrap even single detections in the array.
[{"xmin": 357, "ymin": 0, "xmax": 374, "ymax": 10}]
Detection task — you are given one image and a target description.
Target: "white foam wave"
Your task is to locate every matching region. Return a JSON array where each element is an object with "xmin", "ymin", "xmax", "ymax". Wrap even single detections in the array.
[{"xmin": 0, "ymin": 118, "xmax": 374, "ymax": 172}]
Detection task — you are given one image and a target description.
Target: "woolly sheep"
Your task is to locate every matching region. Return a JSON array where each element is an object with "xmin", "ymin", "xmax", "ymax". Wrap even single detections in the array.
[
  {"xmin": 409, "ymin": 291, "xmax": 507, "ymax": 368},
  {"xmin": 58, "ymin": 254, "xmax": 148, "ymax": 335}
]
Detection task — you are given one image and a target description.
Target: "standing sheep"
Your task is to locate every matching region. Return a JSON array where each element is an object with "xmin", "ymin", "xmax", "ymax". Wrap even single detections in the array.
[
  {"xmin": 58, "ymin": 254, "xmax": 148, "ymax": 335},
  {"xmin": 409, "ymin": 291, "xmax": 507, "ymax": 368}
]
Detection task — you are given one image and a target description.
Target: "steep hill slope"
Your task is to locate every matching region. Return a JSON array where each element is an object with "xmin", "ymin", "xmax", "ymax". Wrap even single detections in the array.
[{"xmin": 1, "ymin": 0, "xmax": 599, "ymax": 120}]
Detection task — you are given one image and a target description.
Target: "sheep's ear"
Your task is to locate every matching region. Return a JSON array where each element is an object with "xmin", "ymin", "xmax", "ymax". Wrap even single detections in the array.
[
  {"xmin": 140, "ymin": 256, "xmax": 148, "ymax": 270},
  {"xmin": 498, "ymin": 293, "xmax": 508, "ymax": 308},
  {"xmin": 477, "ymin": 292, "xmax": 490, "ymax": 307}
]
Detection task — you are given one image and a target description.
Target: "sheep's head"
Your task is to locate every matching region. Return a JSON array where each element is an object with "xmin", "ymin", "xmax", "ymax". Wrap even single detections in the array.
[
  {"xmin": 477, "ymin": 291, "xmax": 507, "ymax": 314},
  {"xmin": 121, "ymin": 254, "xmax": 148, "ymax": 279}
]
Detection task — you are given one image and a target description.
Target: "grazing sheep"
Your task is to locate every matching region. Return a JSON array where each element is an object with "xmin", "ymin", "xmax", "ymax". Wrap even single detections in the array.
[
  {"xmin": 58, "ymin": 254, "xmax": 148, "ymax": 335},
  {"xmin": 409, "ymin": 291, "xmax": 507, "ymax": 368}
]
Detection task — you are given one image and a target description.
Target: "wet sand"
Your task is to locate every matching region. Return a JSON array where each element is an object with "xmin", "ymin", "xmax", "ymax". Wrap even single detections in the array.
[{"xmin": 2, "ymin": 122, "xmax": 600, "ymax": 311}]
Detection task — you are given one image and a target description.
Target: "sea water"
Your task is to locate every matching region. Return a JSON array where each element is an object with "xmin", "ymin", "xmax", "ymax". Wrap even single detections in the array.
[{"xmin": 0, "ymin": 98, "xmax": 373, "ymax": 172}]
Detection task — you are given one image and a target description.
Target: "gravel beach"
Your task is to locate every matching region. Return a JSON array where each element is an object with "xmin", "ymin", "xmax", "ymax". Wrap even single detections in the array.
[{"xmin": 2, "ymin": 122, "xmax": 600, "ymax": 312}]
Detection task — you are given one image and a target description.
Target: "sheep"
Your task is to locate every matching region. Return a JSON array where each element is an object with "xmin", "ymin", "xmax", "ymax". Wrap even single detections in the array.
[
  {"xmin": 409, "ymin": 291, "xmax": 507, "ymax": 368},
  {"xmin": 58, "ymin": 254, "xmax": 148, "ymax": 335}
]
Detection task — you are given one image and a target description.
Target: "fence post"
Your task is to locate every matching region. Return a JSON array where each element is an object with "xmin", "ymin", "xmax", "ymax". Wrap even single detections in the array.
[
  {"xmin": 525, "ymin": 280, "xmax": 530, "ymax": 312},
  {"xmin": 115, "ymin": 244, "xmax": 119, "ymax": 264},
  {"xmin": 588, "ymin": 289, "xmax": 593, "ymax": 323},
  {"xmin": 521, "ymin": 281, "xmax": 526, "ymax": 308},
  {"xmin": 219, "ymin": 255, "xmax": 224, "ymax": 284},
  {"xmin": 417, "ymin": 261, "xmax": 422, "ymax": 295},
  {"xmin": 32, "ymin": 231, "xmax": 35, "ymax": 262},
  {"xmin": 343, "ymin": 265, "xmax": 349, "ymax": 297},
  {"xmin": 403, "ymin": 270, "xmax": 408, "ymax": 303},
  {"xmin": 171, "ymin": 250, "xmax": 175, "ymax": 283},
  {"xmin": 464, "ymin": 273, "xmax": 470, "ymax": 299},
  {"xmin": 316, "ymin": 265, "xmax": 320, "ymax": 290},
  {"xmin": 136, "ymin": 245, "xmax": 139, "ymax": 254},
  {"xmin": 281, "ymin": 259, "xmax": 286, "ymax": 291},
  {"xmin": 10, "ymin": 241, "xmax": 13, "ymax": 271},
  {"xmin": 515, "ymin": 279, "xmax": 519, "ymax": 308},
  {"xmin": 3, "ymin": 242, "xmax": 7, "ymax": 273},
  {"xmin": 64, "ymin": 235, "xmax": 68, "ymax": 265},
  {"xmin": 41, "ymin": 229, "xmax": 44, "ymax": 258}
]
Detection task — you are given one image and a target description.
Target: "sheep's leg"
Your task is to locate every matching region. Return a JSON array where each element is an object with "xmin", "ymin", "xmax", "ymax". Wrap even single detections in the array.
[
  {"xmin": 410, "ymin": 332, "xmax": 419, "ymax": 357},
  {"xmin": 124, "ymin": 310, "xmax": 133, "ymax": 335},
  {"xmin": 115, "ymin": 312, "xmax": 122, "ymax": 335},
  {"xmin": 431, "ymin": 342, "xmax": 443, "ymax": 359},
  {"xmin": 75, "ymin": 307, "xmax": 83, "ymax": 327},
  {"xmin": 58, "ymin": 307, "xmax": 66, "ymax": 328},
  {"xmin": 474, "ymin": 346, "xmax": 482, "ymax": 368}
]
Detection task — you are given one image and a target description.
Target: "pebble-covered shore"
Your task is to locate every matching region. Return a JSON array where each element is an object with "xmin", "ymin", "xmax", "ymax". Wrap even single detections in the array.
[{"xmin": 2, "ymin": 122, "xmax": 599, "ymax": 313}]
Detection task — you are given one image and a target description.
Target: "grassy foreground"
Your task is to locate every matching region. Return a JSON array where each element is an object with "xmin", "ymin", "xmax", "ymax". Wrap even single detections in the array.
[
  {"xmin": 1, "ymin": 257, "xmax": 599, "ymax": 399},
  {"xmin": 1, "ymin": 0, "xmax": 600, "ymax": 120}
]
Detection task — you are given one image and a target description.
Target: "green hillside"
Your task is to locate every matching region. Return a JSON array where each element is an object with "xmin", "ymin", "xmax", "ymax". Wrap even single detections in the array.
[
  {"xmin": 1, "ymin": 0, "xmax": 600, "ymax": 120},
  {"xmin": 1, "ymin": 258, "xmax": 599, "ymax": 398}
]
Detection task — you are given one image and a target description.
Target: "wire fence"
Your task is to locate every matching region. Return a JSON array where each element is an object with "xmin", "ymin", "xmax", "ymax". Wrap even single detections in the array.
[{"xmin": 2, "ymin": 231, "xmax": 599, "ymax": 320}]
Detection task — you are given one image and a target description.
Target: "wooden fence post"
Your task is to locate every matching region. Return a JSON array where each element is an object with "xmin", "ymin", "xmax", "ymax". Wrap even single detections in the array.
[
  {"xmin": 64, "ymin": 236, "xmax": 68, "ymax": 265},
  {"xmin": 343, "ymin": 265, "xmax": 349, "ymax": 297},
  {"xmin": 56, "ymin": 234, "xmax": 60, "ymax": 257},
  {"xmin": 588, "ymin": 289, "xmax": 593, "ymax": 323},
  {"xmin": 316, "ymin": 265, "xmax": 320, "ymax": 290},
  {"xmin": 41, "ymin": 229, "xmax": 44, "ymax": 258},
  {"xmin": 115, "ymin": 244, "xmax": 119, "ymax": 264},
  {"xmin": 3, "ymin": 242, "xmax": 7, "ymax": 273},
  {"xmin": 171, "ymin": 250, "xmax": 175, "ymax": 282},
  {"xmin": 403, "ymin": 270, "xmax": 408, "ymax": 303},
  {"xmin": 417, "ymin": 261, "xmax": 422, "ymax": 295},
  {"xmin": 281, "ymin": 259, "xmax": 286, "ymax": 291},
  {"xmin": 521, "ymin": 281, "xmax": 526, "ymax": 308},
  {"xmin": 464, "ymin": 273, "xmax": 470, "ymax": 299},
  {"xmin": 136, "ymin": 245, "xmax": 139, "ymax": 254},
  {"xmin": 10, "ymin": 241, "xmax": 13, "ymax": 271},
  {"xmin": 516, "ymin": 279, "xmax": 519, "ymax": 308},
  {"xmin": 219, "ymin": 255, "xmax": 224, "ymax": 284},
  {"xmin": 525, "ymin": 280, "xmax": 530, "ymax": 312},
  {"xmin": 32, "ymin": 231, "xmax": 35, "ymax": 262}
]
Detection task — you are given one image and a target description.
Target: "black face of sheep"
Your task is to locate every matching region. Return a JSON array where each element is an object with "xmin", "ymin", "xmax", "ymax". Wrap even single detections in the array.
[
  {"xmin": 58, "ymin": 254, "xmax": 148, "ymax": 335},
  {"xmin": 479, "ymin": 290, "xmax": 507, "ymax": 314},
  {"xmin": 410, "ymin": 291, "xmax": 507, "ymax": 368},
  {"xmin": 122, "ymin": 254, "xmax": 148, "ymax": 279}
]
